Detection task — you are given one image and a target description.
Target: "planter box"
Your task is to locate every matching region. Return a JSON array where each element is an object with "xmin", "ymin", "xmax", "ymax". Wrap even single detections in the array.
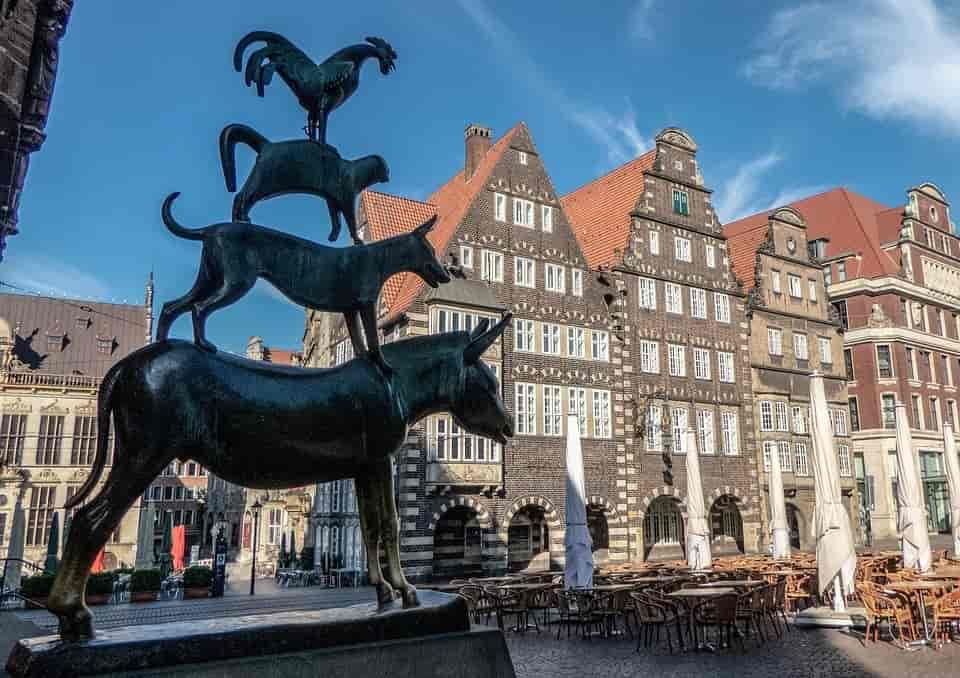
[
  {"xmin": 184, "ymin": 587, "xmax": 210, "ymax": 599},
  {"xmin": 86, "ymin": 594, "xmax": 111, "ymax": 606},
  {"xmin": 130, "ymin": 591, "xmax": 158, "ymax": 603}
]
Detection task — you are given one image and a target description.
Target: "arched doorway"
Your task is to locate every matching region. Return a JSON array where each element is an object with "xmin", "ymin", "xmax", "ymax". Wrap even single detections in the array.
[
  {"xmin": 643, "ymin": 497, "xmax": 684, "ymax": 561},
  {"xmin": 586, "ymin": 504, "xmax": 610, "ymax": 564},
  {"xmin": 508, "ymin": 505, "xmax": 549, "ymax": 572},
  {"xmin": 709, "ymin": 495, "xmax": 745, "ymax": 555},
  {"xmin": 433, "ymin": 506, "xmax": 483, "ymax": 579},
  {"xmin": 785, "ymin": 504, "xmax": 802, "ymax": 550}
]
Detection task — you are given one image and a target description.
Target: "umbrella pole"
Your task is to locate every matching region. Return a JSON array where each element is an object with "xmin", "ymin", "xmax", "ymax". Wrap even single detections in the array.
[{"xmin": 831, "ymin": 575, "xmax": 845, "ymax": 613}]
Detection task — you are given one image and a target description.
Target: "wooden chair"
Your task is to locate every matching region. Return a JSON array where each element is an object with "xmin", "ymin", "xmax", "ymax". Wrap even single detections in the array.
[
  {"xmin": 693, "ymin": 593, "xmax": 743, "ymax": 651},
  {"xmin": 629, "ymin": 592, "xmax": 682, "ymax": 654},
  {"xmin": 858, "ymin": 582, "xmax": 917, "ymax": 645},
  {"xmin": 933, "ymin": 587, "xmax": 960, "ymax": 645}
]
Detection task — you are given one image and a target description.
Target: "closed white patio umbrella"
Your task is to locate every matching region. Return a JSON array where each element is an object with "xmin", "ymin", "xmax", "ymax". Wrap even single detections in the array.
[
  {"xmin": 564, "ymin": 413, "xmax": 593, "ymax": 589},
  {"xmin": 768, "ymin": 440, "xmax": 791, "ymax": 560},
  {"xmin": 943, "ymin": 423, "xmax": 960, "ymax": 559},
  {"xmin": 685, "ymin": 428, "xmax": 712, "ymax": 570},
  {"xmin": 809, "ymin": 373, "xmax": 856, "ymax": 611},
  {"xmin": 896, "ymin": 402, "xmax": 931, "ymax": 572}
]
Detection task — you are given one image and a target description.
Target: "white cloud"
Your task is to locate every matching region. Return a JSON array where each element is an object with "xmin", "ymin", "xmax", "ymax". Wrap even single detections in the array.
[
  {"xmin": 455, "ymin": 0, "xmax": 652, "ymax": 165},
  {"xmin": 1, "ymin": 254, "xmax": 113, "ymax": 301},
  {"xmin": 628, "ymin": 0, "xmax": 658, "ymax": 42},
  {"xmin": 714, "ymin": 151, "xmax": 826, "ymax": 223},
  {"xmin": 255, "ymin": 280, "xmax": 299, "ymax": 308},
  {"xmin": 744, "ymin": 0, "xmax": 960, "ymax": 135}
]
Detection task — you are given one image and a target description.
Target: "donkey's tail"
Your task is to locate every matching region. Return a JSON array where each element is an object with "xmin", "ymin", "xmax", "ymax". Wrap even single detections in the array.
[
  {"xmin": 219, "ymin": 123, "xmax": 269, "ymax": 192},
  {"xmin": 161, "ymin": 192, "xmax": 209, "ymax": 241},
  {"xmin": 64, "ymin": 361, "xmax": 122, "ymax": 510}
]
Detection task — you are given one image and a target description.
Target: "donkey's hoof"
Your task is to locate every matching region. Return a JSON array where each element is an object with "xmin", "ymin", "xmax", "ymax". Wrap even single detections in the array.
[
  {"xmin": 376, "ymin": 582, "xmax": 396, "ymax": 607},
  {"xmin": 196, "ymin": 338, "xmax": 218, "ymax": 353},
  {"xmin": 57, "ymin": 607, "xmax": 95, "ymax": 642},
  {"xmin": 401, "ymin": 586, "xmax": 419, "ymax": 608}
]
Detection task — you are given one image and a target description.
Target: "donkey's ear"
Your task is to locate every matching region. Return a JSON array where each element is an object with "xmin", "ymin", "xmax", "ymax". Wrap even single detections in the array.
[
  {"xmin": 464, "ymin": 313, "xmax": 512, "ymax": 364},
  {"xmin": 413, "ymin": 215, "xmax": 438, "ymax": 238}
]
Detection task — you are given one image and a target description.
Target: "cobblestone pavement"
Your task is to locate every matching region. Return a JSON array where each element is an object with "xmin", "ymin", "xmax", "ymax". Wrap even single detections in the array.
[{"xmin": 506, "ymin": 624, "xmax": 960, "ymax": 678}]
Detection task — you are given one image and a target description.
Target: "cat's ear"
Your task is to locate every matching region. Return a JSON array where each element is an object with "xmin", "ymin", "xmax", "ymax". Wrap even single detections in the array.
[{"xmin": 413, "ymin": 215, "xmax": 437, "ymax": 239}]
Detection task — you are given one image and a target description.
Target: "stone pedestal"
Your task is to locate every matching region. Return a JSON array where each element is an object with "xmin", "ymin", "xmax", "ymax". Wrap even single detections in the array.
[{"xmin": 6, "ymin": 591, "xmax": 515, "ymax": 678}]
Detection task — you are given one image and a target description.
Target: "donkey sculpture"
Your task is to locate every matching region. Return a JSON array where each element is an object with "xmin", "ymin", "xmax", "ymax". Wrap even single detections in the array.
[{"xmin": 49, "ymin": 315, "xmax": 513, "ymax": 640}]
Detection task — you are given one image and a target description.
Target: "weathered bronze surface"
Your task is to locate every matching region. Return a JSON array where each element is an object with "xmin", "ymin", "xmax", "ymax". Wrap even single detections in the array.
[
  {"xmin": 154, "ymin": 192, "xmax": 449, "ymax": 370},
  {"xmin": 8, "ymin": 590, "xmax": 469, "ymax": 677},
  {"xmin": 233, "ymin": 32, "xmax": 396, "ymax": 144},
  {"xmin": 219, "ymin": 123, "xmax": 388, "ymax": 244},
  {"xmin": 47, "ymin": 320, "xmax": 513, "ymax": 640}
]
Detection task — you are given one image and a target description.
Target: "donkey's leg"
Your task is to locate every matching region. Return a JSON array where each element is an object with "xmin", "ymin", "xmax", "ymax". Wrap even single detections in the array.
[
  {"xmin": 355, "ymin": 474, "xmax": 394, "ymax": 606},
  {"xmin": 49, "ymin": 452, "xmax": 169, "ymax": 640},
  {"xmin": 156, "ymin": 287, "xmax": 202, "ymax": 342},
  {"xmin": 327, "ymin": 201, "xmax": 342, "ymax": 243},
  {"xmin": 344, "ymin": 311, "xmax": 366, "ymax": 357},
  {"xmin": 373, "ymin": 457, "xmax": 418, "ymax": 608}
]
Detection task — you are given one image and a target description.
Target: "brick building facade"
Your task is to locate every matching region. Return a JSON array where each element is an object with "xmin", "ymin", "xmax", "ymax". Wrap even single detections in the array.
[
  {"xmin": 0, "ymin": 0, "xmax": 74, "ymax": 258},
  {"xmin": 725, "ymin": 206, "xmax": 856, "ymax": 551},
  {"xmin": 563, "ymin": 128, "xmax": 762, "ymax": 561},
  {"xmin": 728, "ymin": 184, "xmax": 960, "ymax": 543}
]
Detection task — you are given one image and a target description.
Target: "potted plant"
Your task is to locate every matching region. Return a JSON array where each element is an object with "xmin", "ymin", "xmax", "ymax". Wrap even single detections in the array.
[
  {"xmin": 130, "ymin": 568, "xmax": 162, "ymax": 603},
  {"xmin": 85, "ymin": 572, "xmax": 115, "ymax": 605},
  {"xmin": 182, "ymin": 565, "xmax": 213, "ymax": 599},
  {"xmin": 20, "ymin": 573, "xmax": 55, "ymax": 609}
]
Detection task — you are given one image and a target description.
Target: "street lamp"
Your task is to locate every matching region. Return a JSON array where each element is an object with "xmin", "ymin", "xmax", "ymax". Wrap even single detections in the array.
[{"xmin": 249, "ymin": 498, "xmax": 263, "ymax": 596}]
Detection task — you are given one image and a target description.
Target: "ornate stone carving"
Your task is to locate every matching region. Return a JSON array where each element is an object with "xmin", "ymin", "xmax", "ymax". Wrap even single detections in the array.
[
  {"xmin": 867, "ymin": 304, "xmax": 889, "ymax": 328},
  {"xmin": 2, "ymin": 397, "xmax": 31, "ymax": 414},
  {"xmin": 39, "ymin": 399, "xmax": 68, "ymax": 414}
]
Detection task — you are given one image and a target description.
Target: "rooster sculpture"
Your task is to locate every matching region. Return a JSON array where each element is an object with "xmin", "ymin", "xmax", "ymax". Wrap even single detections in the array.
[{"xmin": 234, "ymin": 31, "xmax": 397, "ymax": 145}]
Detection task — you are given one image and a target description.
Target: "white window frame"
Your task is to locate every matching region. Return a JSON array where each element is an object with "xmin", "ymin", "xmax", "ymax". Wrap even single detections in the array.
[
  {"xmin": 819, "ymin": 336, "xmax": 833, "ymax": 364},
  {"xmin": 543, "ymin": 385, "xmax": 562, "ymax": 436},
  {"xmin": 768, "ymin": 328, "xmax": 783, "ymax": 356},
  {"xmin": 788, "ymin": 274, "xmax": 802, "ymax": 298},
  {"xmin": 778, "ymin": 441, "xmax": 793, "ymax": 472},
  {"xmin": 567, "ymin": 327, "xmax": 585, "ymax": 358},
  {"xmin": 693, "ymin": 348, "xmax": 711, "ymax": 380},
  {"xmin": 674, "ymin": 236, "xmax": 692, "ymax": 262},
  {"xmin": 459, "ymin": 245, "xmax": 473, "ymax": 269},
  {"xmin": 638, "ymin": 277, "xmax": 657, "ymax": 310},
  {"xmin": 690, "ymin": 287, "xmax": 707, "ymax": 319},
  {"xmin": 514, "ymin": 256, "xmax": 535, "ymax": 288},
  {"xmin": 794, "ymin": 442, "xmax": 810, "ymax": 476},
  {"xmin": 792, "ymin": 406, "xmax": 807, "ymax": 434},
  {"xmin": 639, "ymin": 340, "xmax": 660, "ymax": 373},
  {"xmin": 672, "ymin": 407, "xmax": 688, "ymax": 453},
  {"xmin": 494, "ymin": 193, "xmax": 506, "ymax": 222},
  {"xmin": 545, "ymin": 263, "xmax": 565, "ymax": 293},
  {"xmin": 720, "ymin": 412, "xmax": 739, "ymax": 456},
  {"xmin": 515, "ymin": 383, "xmax": 536, "ymax": 435},
  {"xmin": 666, "ymin": 283, "xmax": 683, "ymax": 314},
  {"xmin": 513, "ymin": 198, "xmax": 535, "ymax": 227},
  {"xmin": 481, "ymin": 249, "xmax": 503, "ymax": 282},
  {"xmin": 762, "ymin": 441, "xmax": 776, "ymax": 471},
  {"xmin": 569, "ymin": 388, "xmax": 587, "ymax": 436},
  {"xmin": 838, "ymin": 444, "xmax": 852, "ymax": 477},
  {"xmin": 591, "ymin": 331, "xmax": 609, "ymax": 362},
  {"xmin": 514, "ymin": 318, "xmax": 535, "ymax": 352},
  {"xmin": 718, "ymin": 352, "xmax": 735, "ymax": 383},
  {"xmin": 793, "ymin": 333, "xmax": 809, "ymax": 360},
  {"xmin": 760, "ymin": 401, "xmax": 774, "ymax": 431},
  {"xmin": 714, "ymin": 293, "xmax": 730, "ymax": 323},
  {"xmin": 771, "ymin": 270, "xmax": 781, "ymax": 294},
  {"xmin": 808, "ymin": 279, "xmax": 818, "ymax": 302},
  {"xmin": 775, "ymin": 401, "xmax": 789, "ymax": 431},
  {"xmin": 705, "ymin": 244, "xmax": 716, "ymax": 268},
  {"xmin": 696, "ymin": 410, "xmax": 715, "ymax": 455},
  {"xmin": 645, "ymin": 405, "xmax": 663, "ymax": 451},
  {"xmin": 593, "ymin": 390, "xmax": 611, "ymax": 439},
  {"xmin": 649, "ymin": 231, "xmax": 660, "ymax": 255},
  {"xmin": 541, "ymin": 205, "xmax": 553, "ymax": 232},
  {"xmin": 541, "ymin": 323, "xmax": 561, "ymax": 355},
  {"xmin": 668, "ymin": 344, "xmax": 686, "ymax": 377},
  {"xmin": 572, "ymin": 270, "xmax": 583, "ymax": 297},
  {"xmin": 518, "ymin": 150, "xmax": 528, "ymax": 165}
]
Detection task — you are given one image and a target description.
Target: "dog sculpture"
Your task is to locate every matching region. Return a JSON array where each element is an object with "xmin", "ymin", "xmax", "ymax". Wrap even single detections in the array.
[
  {"xmin": 49, "ymin": 318, "xmax": 514, "ymax": 639},
  {"xmin": 155, "ymin": 192, "xmax": 449, "ymax": 371},
  {"xmin": 220, "ymin": 123, "xmax": 388, "ymax": 245}
]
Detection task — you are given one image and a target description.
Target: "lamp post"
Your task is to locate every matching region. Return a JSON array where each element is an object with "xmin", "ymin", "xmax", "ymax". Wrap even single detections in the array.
[{"xmin": 249, "ymin": 498, "xmax": 263, "ymax": 596}]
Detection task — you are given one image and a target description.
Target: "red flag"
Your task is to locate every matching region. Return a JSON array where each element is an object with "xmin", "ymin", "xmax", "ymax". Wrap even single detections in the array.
[
  {"xmin": 172, "ymin": 525, "xmax": 186, "ymax": 571},
  {"xmin": 90, "ymin": 548, "xmax": 106, "ymax": 574}
]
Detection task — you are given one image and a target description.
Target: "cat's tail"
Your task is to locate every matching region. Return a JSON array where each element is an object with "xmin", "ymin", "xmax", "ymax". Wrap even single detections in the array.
[
  {"xmin": 161, "ymin": 192, "xmax": 209, "ymax": 241},
  {"xmin": 219, "ymin": 123, "xmax": 269, "ymax": 192}
]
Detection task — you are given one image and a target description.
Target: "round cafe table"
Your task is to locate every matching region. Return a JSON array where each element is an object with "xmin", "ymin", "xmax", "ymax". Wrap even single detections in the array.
[
  {"xmin": 698, "ymin": 580, "xmax": 763, "ymax": 589},
  {"xmin": 885, "ymin": 580, "xmax": 953, "ymax": 645},
  {"xmin": 668, "ymin": 587, "xmax": 737, "ymax": 651}
]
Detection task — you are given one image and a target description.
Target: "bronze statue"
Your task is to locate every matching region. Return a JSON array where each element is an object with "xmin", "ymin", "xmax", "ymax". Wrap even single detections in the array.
[
  {"xmin": 154, "ymin": 193, "xmax": 449, "ymax": 371},
  {"xmin": 219, "ymin": 123, "xmax": 387, "ymax": 244},
  {"xmin": 48, "ymin": 317, "xmax": 513, "ymax": 640},
  {"xmin": 234, "ymin": 32, "xmax": 397, "ymax": 144}
]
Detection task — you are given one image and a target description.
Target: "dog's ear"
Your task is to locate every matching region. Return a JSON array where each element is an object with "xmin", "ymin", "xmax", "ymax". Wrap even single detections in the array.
[{"xmin": 413, "ymin": 215, "xmax": 438, "ymax": 239}]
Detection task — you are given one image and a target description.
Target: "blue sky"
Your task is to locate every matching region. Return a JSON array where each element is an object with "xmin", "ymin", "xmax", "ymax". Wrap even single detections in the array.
[{"xmin": 4, "ymin": 0, "xmax": 960, "ymax": 354}]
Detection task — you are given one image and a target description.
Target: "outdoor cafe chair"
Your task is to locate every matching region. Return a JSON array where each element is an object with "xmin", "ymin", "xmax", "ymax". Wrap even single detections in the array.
[
  {"xmin": 736, "ymin": 587, "xmax": 766, "ymax": 646},
  {"xmin": 526, "ymin": 585, "xmax": 555, "ymax": 627},
  {"xmin": 629, "ymin": 592, "xmax": 682, "ymax": 654},
  {"xmin": 857, "ymin": 582, "xmax": 915, "ymax": 645},
  {"xmin": 457, "ymin": 584, "xmax": 486, "ymax": 624},
  {"xmin": 692, "ymin": 593, "xmax": 743, "ymax": 651},
  {"xmin": 554, "ymin": 589, "xmax": 581, "ymax": 639},
  {"xmin": 761, "ymin": 583, "xmax": 782, "ymax": 638},
  {"xmin": 933, "ymin": 586, "xmax": 960, "ymax": 645},
  {"xmin": 772, "ymin": 578, "xmax": 790, "ymax": 630}
]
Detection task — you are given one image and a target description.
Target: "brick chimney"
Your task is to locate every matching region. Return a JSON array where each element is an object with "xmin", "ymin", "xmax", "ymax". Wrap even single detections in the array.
[{"xmin": 464, "ymin": 124, "xmax": 492, "ymax": 180}]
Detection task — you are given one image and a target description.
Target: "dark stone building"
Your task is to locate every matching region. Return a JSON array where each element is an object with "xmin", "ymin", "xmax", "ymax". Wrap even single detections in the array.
[{"xmin": 0, "ymin": 0, "xmax": 74, "ymax": 259}]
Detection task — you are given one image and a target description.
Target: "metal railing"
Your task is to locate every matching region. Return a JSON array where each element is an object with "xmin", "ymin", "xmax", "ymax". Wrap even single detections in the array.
[
  {"xmin": 1, "ymin": 371, "xmax": 99, "ymax": 389},
  {"xmin": 0, "ymin": 557, "xmax": 54, "ymax": 610}
]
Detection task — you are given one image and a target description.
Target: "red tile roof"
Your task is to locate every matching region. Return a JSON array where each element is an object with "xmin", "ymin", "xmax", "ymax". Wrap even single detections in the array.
[
  {"xmin": 263, "ymin": 347, "xmax": 301, "ymax": 365},
  {"xmin": 561, "ymin": 150, "xmax": 657, "ymax": 269},
  {"xmin": 724, "ymin": 223, "xmax": 768, "ymax": 291},
  {"xmin": 359, "ymin": 123, "xmax": 523, "ymax": 323},
  {"xmin": 724, "ymin": 187, "xmax": 903, "ymax": 280}
]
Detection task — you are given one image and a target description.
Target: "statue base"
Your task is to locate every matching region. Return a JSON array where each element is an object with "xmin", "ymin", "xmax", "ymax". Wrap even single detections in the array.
[{"xmin": 6, "ymin": 591, "xmax": 515, "ymax": 678}]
